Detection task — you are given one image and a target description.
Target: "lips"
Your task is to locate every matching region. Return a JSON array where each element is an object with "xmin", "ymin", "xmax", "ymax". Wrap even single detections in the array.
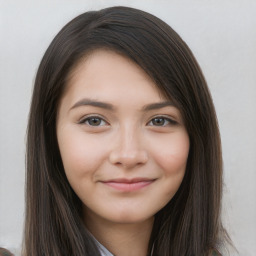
[{"xmin": 101, "ymin": 178, "xmax": 156, "ymax": 192}]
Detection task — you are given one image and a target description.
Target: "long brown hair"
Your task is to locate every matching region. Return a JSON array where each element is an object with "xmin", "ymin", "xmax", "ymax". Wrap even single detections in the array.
[{"xmin": 24, "ymin": 6, "xmax": 230, "ymax": 256}]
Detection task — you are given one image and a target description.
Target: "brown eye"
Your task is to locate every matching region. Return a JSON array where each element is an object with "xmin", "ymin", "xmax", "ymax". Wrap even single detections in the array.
[
  {"xmin": 152, "ymin": 118, "xmax": 165, "ymax": 126},
  {"xmin": 87, "ymin": 117, "xmax": 102, "ymax": 126},
  {"xmin": 148, "ymin": 116, "xmax": 177, "ymax": 127},
  {"xmin": 79, "ymin": 116, "xmax": 107, "ymax": 126}
]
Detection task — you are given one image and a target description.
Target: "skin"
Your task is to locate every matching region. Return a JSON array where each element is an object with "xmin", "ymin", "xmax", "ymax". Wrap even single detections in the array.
[{"xmin": 57, "ymin": 50, "xmax": 190, "ymax": 256}]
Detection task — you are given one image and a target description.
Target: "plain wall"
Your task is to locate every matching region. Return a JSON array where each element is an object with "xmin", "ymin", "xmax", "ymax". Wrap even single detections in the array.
[{"xmin": 0, "ymin": 0, "xmax": 255, "ymax": 255}]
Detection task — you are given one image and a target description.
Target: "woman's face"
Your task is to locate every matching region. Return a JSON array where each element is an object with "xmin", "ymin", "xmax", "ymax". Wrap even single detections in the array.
[{"xmin": 57, "ymin": 50, "xmax": 190, "ymax": 225}]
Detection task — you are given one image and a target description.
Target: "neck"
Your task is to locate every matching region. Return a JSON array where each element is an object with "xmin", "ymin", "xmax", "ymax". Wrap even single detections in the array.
[{"xmin": 84, "ymin": 212, "xmax": 154, "ymax": 256}]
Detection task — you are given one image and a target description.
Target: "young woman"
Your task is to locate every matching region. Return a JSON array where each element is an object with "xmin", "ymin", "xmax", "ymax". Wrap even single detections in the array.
[{"xmin": 23, "ymin": 6, "xmax": 230, "ymax": 256}]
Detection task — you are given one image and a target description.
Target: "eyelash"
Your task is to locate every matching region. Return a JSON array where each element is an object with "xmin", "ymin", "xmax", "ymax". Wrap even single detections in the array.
[
  {"xmin": 147, "ymin": 116, "xmax": 178, "ymax": 127},
  {"xmin": 78, "ymin": 115, "xmax": 177, "ymax": 127},
  {"xmin": 78, "ymin": 115, "xmax": 109, "ymax": 126}
]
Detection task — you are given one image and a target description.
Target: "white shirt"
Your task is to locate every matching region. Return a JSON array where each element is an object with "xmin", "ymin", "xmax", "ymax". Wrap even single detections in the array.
[
  {"xmin": 90, "ymin": 233, "xmax": 114, "ymax": 256},
  {"xmin": 90, "ymin": 231, "xmax": 154, "ymax": 256},
  {"xmin": 96, "ymin": 240, "xmax": 114, "ymax": 256}
]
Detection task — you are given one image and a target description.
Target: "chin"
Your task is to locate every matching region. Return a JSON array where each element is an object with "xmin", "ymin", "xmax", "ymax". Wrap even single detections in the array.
[{"xmin": 104, "ymin": 209, "xmax": 155, "ymax": 224}]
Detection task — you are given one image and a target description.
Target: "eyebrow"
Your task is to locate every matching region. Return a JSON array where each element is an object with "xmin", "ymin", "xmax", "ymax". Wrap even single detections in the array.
[
  {"xmin": 69, "ymin": 98, "xmax": 174, "ymax": 112},
  {"xmin": 142, "ymin": 101, "xmax": 175, "ymax": 111},
  {"xmin": 70, "ymin": 99, "xmax": 114, "ymax": 111}
]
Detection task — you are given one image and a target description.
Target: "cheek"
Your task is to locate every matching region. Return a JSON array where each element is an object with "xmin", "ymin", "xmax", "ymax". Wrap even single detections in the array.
[
  {"xmin": 152, "ymin": 131, "xmax": 190, "ymax": 176},
  {"xmin": 57, "ymin": 128, "xmax": 107, "ymax": 180},
  {"xmin": 150, "ymin": 132, "xmax": 189, "ymax": 207}
]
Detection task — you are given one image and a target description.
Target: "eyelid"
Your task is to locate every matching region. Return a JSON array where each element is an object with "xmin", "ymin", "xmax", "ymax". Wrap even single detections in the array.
[
  {"xmin": 77, "ymin": 114, "xmax": 178, "ymax": 126},
  {"xmin": 78, "ymin": 114, "xmax": 109, "ymax": 125},
  {"xmin": 147, "ymin": 115, "xmax": 178, "ymax": 126}
]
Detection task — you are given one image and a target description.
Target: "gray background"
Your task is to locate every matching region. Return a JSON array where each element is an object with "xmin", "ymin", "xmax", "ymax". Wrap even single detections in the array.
[{"xmin": 0, "ymin": 0, "xmax": 255, "ymax": 255}]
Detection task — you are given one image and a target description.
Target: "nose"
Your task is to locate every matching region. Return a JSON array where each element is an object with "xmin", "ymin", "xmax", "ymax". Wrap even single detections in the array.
[{"xmin": 109, "ymin": 127, "xmax": 148, "ymax": 169}]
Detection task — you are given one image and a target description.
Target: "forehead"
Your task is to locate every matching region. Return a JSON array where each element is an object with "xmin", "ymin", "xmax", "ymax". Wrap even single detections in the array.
[{"xmin": 62, "ymin": 49, "xmax": 166, "ymax": 104}]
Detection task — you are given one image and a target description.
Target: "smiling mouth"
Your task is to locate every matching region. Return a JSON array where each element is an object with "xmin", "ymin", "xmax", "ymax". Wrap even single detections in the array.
[{"xmin": 101, "ymin": 178, "xmax": 156, "ymax": 192}]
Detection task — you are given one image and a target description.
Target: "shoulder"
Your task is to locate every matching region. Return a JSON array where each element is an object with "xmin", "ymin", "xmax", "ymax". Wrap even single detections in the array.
[
  {"xmin": 212, "ymin": 250, "xmax": 221, "ymax": 256},
  {"xmin": 0, "ymin": 248, "xmax": 14, "ymax": 256}
]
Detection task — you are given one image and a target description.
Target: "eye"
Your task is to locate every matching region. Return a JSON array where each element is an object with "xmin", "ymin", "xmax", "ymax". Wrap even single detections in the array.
[
  {"xmin": 148, "ymin": 116, "xmax": 177, "ymax": 126},
  {"xmin": 79, "ymin": 116, "xmax": 108, "ymax": 126}
]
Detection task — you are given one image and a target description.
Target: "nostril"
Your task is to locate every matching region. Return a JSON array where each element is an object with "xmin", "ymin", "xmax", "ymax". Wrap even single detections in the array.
[{"xmin": 109, "ymin": 150, "xmax": 148, "ymax": 168}]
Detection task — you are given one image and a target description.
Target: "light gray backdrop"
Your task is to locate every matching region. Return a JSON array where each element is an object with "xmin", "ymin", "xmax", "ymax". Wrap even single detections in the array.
[{"xmin": 0, "ymin": 0, "xmax": 255, "ymax": 255}]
